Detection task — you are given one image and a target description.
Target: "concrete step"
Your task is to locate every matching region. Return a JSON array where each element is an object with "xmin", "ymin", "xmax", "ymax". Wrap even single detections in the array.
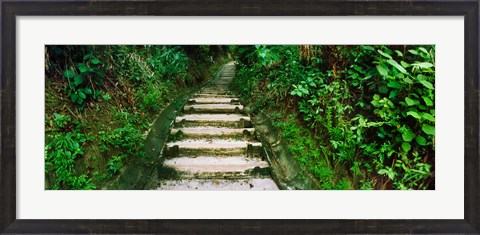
[
  {"xmin": 171, "ymin": 127, "xmax": 255, "ymax": 139},
  {"xmin": 183, "ymin": 104, "xmax": 243, "ymax": 114},
  {"xmin": 175, "ymin": 114, "xmax": 251, "ymax": 128},
  {"xmin": 165, "ymin": 139, "xmax": 262, "ymax": 157},
  {"xmin": 206, "ymin": 85, "xmax": 230, "ymax": 89},
  {"xmin": 188, "ymin": 97, "xmax": 240, "ymax": 104},
  {"xmin": 163, "ymin": 156, "xmax": 270, "ymax": 179},
  {"xmin": 194, "ymin": 93, "xmax": 237, "ymax": 98},
  {"xmin": 156, "ymin": 62, "xmax": 278, "ymax": 190},
  {"xmin": 199, "ymin": 90, "xmax": 231, "ymax": 95},
  {"xmin": 156, "ymin": 178, "xmax": 279, "ymax": 190}
]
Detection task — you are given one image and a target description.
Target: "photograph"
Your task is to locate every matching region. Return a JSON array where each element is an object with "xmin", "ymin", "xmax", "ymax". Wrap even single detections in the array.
[
  {"xmin": 45, "ymin": 45, "xmax": 435, "ymax": 190},
  {"xmin": 2, "ymin": 0, "xmax": 477, "ymax": 233}
]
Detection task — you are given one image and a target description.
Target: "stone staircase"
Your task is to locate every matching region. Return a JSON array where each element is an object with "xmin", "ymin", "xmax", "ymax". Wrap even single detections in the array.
[{"xmin": 157, "ymin": 62, "xmax": 279, "ymax": 190}]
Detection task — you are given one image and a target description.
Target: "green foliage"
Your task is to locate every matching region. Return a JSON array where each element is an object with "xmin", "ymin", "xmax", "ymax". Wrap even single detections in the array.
[
  {"xmin": 233, "ymin": 45, "xmax": 435, "ymax": 190},
  {"xmin": 137, "ymin": 80, "xmax": 170, "ymax": 112},
  {"xmin": 45, "ymin": 113, "xmax": 96, "ymax": 189},
  {"xmin": 112, "ymin": 45, "xmax": 192, "ymax": 85},
  {"xmin": 108, "ymin": 156, "xmax": 124, "ymax": 177},
  {"xmin": 98, "ymin": 108, "xmax": 146, "ymax": 177},
  {"xmin": 60, "ymin": 48, "xmax": 105, "ymax": 109},
  {"xmin": 45, "ymin": 45, "xmax": 226, "ymax": 189},
  {"xmin": 98, "ymin": 123, "xmax": 145, "ymax": 156}
]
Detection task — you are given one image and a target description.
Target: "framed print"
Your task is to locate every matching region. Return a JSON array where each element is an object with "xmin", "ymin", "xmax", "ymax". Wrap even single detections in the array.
[{"xmin": 1, "ymin": 0, "xmax": 479, "ymax": 234}]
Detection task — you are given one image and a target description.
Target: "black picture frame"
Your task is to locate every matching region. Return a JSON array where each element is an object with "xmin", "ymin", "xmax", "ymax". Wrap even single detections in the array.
[{"xmin": 1, "ymin": 0, "xmax": 479, "ymax": 234}]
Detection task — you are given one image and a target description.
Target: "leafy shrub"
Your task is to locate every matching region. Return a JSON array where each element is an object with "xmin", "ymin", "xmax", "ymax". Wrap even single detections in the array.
[
  {"xmin": 233, "ymin": 45, "xmax": 435, "ymax": 189},
  {"xmin": 45, "ymin": 113, "xmax": 95, "ymax": 189},
  {"xmin": 61, "ymin": 50, "xmax": 105, "ymax": 109},
  {"xmin": 108, "ymin": 156, "xmax": 124, "ymax": 177}
]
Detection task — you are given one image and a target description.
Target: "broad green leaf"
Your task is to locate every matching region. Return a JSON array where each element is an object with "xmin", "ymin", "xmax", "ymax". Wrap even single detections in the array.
[
  {"xmin": 376, "ymin": 65, "xmax": 388, "ymax": 77},
  {"xmin": 387, "ymin": 100, "xmax": 394, "ymax": 108},
  {"xmin": 83, "ymin": 53, "xmax": 93, "ymax": 60},
  {"xmin": 387, "ymin": 81, "xmax": 401, "ymax": 89},
  {"xmin": 419, "ymin": 47, "xmax": 429, "ymax": 55},
  {"xmin": 422, "ymin": 113, "xmax": 435, "ymax": 122},
  {"xmin": 405, "ymin": 97, "xmax": 420, "ymax": 106},
  {"xmin": 378, "ymin": 168, "xmax": 395, "ymax": 180},
  {"xmin": 408, "ymin": 49, "xmax": 419, "ymax": 55},
  {"xmin": 378, "ymin": 169, "xmax": 388, "ymax": 175},
  {"xmin": 402, "ymin": 128, "xmax": 415, "ymax": 142},
  {"xmin": 394, "ymin": 50, "xmax": 403, "ymax": 57},
  {"xmin": 402, "ymin": 142, "xmax": 411, "ymax": 153},
  {"xmin": 400, "ymin": 61, "xmax": 410, "ymax": 68},
  {"xmin": 387, "ymin": 59, "xmax": 407, "ymax": 74},
  {"xmin": 76, "ymin": 96, "xmax": 83, "ymax": 104},
  {"xmin": 84, "ymin": 88, "xmax": 92, "ymax": 95},
  {"xmin": 404, "ymin": 77, "xmax": 413, "ymax": 84},
  {"xmin": 422, "ymin": 96, "xmax": 433, "ymax": 106},
  {"xmin": 416, "ymin": 74, "xmax": 426, "ymax": 81},
  {"xmin": 363, "ymin": 74, "xmax": 372, "ymax": 80},
  {"xmin": 78, "ymin": 63, "xmax": 89, "ymax": 73},
  {"xmin": 373, "ymin": 94, "xmax": 380, "ymax": 101},
  {"xmin": 71, "ymin": 93, "xmax": 78, "ymax": 102},
  {"xmin": 377, "ymin": 50, "xmax": 392, "ymax": 59},
  {"xmin": 63, "ymin": 70, "xmax": 76, "ymax": 79},
  {"xmin": 413, "ymin": 62, "xmax": 434, "ymax": 69},
  {"xmin": 78, "ymin": 91, "xmax": 86, "ymax": 99},
  {"xmin": 407, "ymin": 111, "xmax": 421, "ymax": 119},
  {"xmin": 74, "ymin": 75, "xmax": 83, "ymax": 86},
  {"xmin": 420, "ymin": 80, "xmax": 435, "ymax": 90},
  {"xmin": 91, "ymin": 58, "xmax": 101, "ymax": 65},
  {"xmin": 389, "ymin": 89, "xmax": 399, "ymax": 99},
  {"xmin": 416, "ymin": 136, "xmax": 427, "ymax": 146},
  {"xmin": 422, "ymin": 124, "xmax": 435, "ymax": 136},
  {"xmin": 361, "ymin": 46, "xmax": 375, "ymax": 51}
]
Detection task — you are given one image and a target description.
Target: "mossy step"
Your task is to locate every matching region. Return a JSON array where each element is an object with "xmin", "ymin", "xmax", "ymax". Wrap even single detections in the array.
[
  {"xmin": 183, "ymin": 104, "xmax": 243, "ymax": 113},
  {"xmin": 204, "ymin": 85, "xmax": 230, "ymax": 89},
  {"xmin": 156, "ymin": 178, "xmax": 279, "ymax": 190},
  {"xmin": 165, "ymin": 139, "xmax": 262, "ymax": 157},
  {"xmin": 175, "ymin": 114, "xmax": 251, "ymax": 128},
  {"xmin": 198, "ymin": 90, "xmax": 232, "ymax": 95},
  {"xmin": 163, "ymin": 156, "xmax": 270, "ymax": 179},
  {"xmin": 194, "ymin": 93, "xmax": 238, "ymax": 98},
  {"xmin": 188, "ymin": 97, "xmax": 240, "ymax": 104},
  {"xmin": 171, "ymin": 127, "xmax": 255, "ymax": 139}
]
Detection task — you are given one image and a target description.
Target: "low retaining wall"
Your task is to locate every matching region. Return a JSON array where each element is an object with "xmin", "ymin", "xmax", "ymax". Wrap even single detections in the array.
[{"xmin": 251, "ymin": 111, "xmax": 322, "ymax": 190}]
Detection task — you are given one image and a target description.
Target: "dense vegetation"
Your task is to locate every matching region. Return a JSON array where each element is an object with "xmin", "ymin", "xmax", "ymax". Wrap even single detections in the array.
[
  {"xmin": 45, "ymin": 45, "xmax": 228, "ymax": 189},
  {"xmin": 232, "ymin": 45, "xmax": 435, "ymax": 189},
  {"xmin": 45, "ymin": 45, "xmax": 434, "ymax": 190}
]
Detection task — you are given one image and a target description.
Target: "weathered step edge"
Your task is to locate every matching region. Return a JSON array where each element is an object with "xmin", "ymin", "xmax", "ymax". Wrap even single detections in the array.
[
  {"xmin": 163, "ymin": 156, "xmax": 271, "ymax": 179},
  {"xmin": 171, "ymin": 127, "xmax": 255, "ymax": 139},
  {"xmin": 188, "ymin": 97, "xmax": 240, "ymax": 104},
  {"xmin": 183, "ymin": 104, "xmax": 244, "ymax": 114},
  {"xmin": 175, "ymin": 114, "xmax": 252, "ymax": 128},
  {"xmin": 164, "ymin": 142, "xmax": 263, "ymax": 158}
]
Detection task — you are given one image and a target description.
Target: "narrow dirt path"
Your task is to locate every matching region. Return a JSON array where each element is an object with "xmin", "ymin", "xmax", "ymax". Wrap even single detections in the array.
[{"xmin": 157, "ymin": 62, "xmax": 279, "ymax": 190}]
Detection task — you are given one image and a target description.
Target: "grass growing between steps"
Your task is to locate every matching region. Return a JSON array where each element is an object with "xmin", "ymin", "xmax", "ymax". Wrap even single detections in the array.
[{"xmin": 45, "ymin": 45, "xmax": 231, "ymax": 189}]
